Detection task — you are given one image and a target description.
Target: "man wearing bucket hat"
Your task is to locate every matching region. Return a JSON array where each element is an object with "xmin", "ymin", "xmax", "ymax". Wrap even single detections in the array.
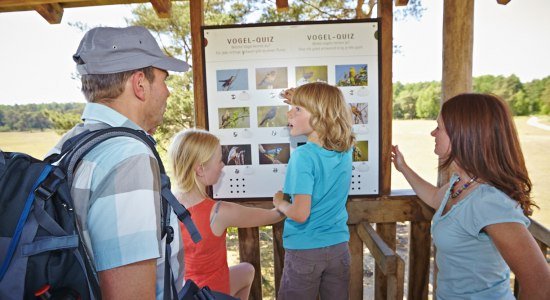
[{"xmin": 48, "ymin": 26, "xmax": 190, "ymax": 299}]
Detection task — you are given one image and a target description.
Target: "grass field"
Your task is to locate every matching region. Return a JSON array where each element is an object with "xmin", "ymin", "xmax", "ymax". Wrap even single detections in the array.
[{"xmin": 1, "ymin": 117, "xmax": 549, "ymax": 227}]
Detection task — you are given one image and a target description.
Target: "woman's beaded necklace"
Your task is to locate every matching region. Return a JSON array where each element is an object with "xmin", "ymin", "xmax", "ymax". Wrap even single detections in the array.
[{"xmin": 450, "ymin": 176, "xmax": 478, "ymax": 199}]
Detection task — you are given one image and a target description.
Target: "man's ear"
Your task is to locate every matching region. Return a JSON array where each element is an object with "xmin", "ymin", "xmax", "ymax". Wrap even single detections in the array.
[{"xmin": 131, "ymin": 71, "xmax": 146, "ymax": 101}]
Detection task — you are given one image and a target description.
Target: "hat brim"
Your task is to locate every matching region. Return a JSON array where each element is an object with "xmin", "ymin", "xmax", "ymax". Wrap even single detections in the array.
[{"xmin": 153, "ymin": 57, "xmax": 190, "ymax": 72}]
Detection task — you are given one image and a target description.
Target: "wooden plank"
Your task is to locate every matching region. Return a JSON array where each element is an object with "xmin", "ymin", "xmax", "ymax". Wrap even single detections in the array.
[
  {"xmin": 0, "ymin": 0, "xmax": 151, "ymax": 12},
  {"xmin": 378, "ymin": 0, "xmax": 393, "ymax": 195},
  {"xmin": 230, "ymin": 196, "xmax": 435, "ymax": 223},
  {"xmin": 356, "ymin": 223, "xmax": 396, "ymax": 274},
  {"xmin": 272, "ymin": 221, "xmax": 285, "ymax": 296},
  {"xmin": 349, "ymin": 225, "xmax": 364, "ymax": 300},
  {"xmin": 374, "ymin": 222, "xmax": 396, "ymax": 300},
  {"xmin": 387, "ymin": 256, "xmax": 405, "ymax": 300},
  {"xmin": 150, "ymin": 0, "xmax": 171, "ymax": 18},
  {"xmin": 347, "ymin": 197, "xmax": 434, "ymax": 223},
  {"xmin": 528, "ymin": 218, "xmax": 550, "ymax": 247},
  {"xmin": 238, "ymin": 227, "xmax": 262, "ymax": 300},
  {"xmin": 408, "ymin": 221, "xmax": 431, "ymax": 300},
  {"xmin": 34, "ymin": 3, "xmax": 63, "ymax": 24},
  {"xmin": 190, "ymin": 0, "xmax": 207, "ymax": 129}
]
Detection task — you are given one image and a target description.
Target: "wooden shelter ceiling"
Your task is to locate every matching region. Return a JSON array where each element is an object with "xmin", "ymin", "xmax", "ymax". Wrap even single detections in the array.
[{"xmin": 0, "ymin": 0, "xmax": 182, "ymax": 24}]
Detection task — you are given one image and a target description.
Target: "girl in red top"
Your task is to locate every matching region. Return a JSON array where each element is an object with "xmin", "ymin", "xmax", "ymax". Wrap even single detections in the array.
[{"xmin": 169, "ymin": 129, "xmax": 284, "ymax": 300}]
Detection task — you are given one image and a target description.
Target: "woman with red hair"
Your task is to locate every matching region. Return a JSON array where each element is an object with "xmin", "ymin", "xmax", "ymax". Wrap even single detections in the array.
[{"xmin": 392, "ymin": 93, "xmax": 550, "ymax": 299}]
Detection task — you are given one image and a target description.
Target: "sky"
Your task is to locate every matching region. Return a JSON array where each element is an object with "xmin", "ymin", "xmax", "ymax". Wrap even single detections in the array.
[{"xmin": 0, "ymin": 0, "xmax": 548, "ymax": 105}]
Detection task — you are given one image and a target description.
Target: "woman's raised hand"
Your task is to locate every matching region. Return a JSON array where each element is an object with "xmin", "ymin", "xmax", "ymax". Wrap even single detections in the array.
[{"xmin": 391, "ymin": 145, "xmax": 407, "ymax": 173}]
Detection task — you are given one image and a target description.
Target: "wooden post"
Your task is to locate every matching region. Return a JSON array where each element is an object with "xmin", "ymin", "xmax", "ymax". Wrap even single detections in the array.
[
  {"xmin": 442, "ymin": 0, "xmax": 474, "ymax": 101},
  {"xmin": 349, "ymin": 225, "xmax": 364, "ymax": 300},
  {"xmin": 189, "ymin": 0, "xmax": 207, "ymax": 129},
  {"xmin": 439, "ymin": 0, "xmax": 474, "ymax": 186},
  {"xmin": 376, "ymin": 0, "xmax": 395, "ymax": 298},
  {"xmin": 238, "ymin": 227, "xmax": 262, "ymax": 300},
  {"xmin": 374, "ymin": 222, "xmax": 396, "ymax": 300},
  {"xmin": 272, "ymin": 222, "xmax": 285, "ymax": 295},
  {"xmin": 408, "ymin": 221, "xmax": 431, "ymax": 300}
]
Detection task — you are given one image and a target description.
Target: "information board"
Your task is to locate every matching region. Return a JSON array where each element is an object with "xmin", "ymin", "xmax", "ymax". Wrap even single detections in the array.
[{"xmin": 202, "ymin": 20, "xmax": 380, "ymax": 199}]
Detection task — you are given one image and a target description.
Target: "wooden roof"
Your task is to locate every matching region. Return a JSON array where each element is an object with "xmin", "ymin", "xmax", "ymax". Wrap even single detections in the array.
[{"xmin": 0, "ymin": 0, "xmax": 180, "ymax": 24}]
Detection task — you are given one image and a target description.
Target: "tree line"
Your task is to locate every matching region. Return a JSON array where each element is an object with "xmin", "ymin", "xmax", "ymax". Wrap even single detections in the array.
[
  {"xmin": 0, "ymin": 102, "xmax": 84, "ymax": 132},
  {"xmin": 394, "ymin": 74, "xmax": 550, "ymax": 119},
  {"xmin": 2, "ymin": 74, "xmax": 548, "ymax": 133}
]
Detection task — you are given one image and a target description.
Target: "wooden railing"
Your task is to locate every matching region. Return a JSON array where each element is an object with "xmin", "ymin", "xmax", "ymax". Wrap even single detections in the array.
[{"xmin": 234, "ymin": 193, "xmax": 550, "ymax": 299}]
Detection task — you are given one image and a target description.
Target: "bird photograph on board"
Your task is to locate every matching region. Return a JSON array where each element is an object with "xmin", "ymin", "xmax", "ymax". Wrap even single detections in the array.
[
  {"xmin": 222, "ymin": 144, "xmax": 252, "ymax": 165},
  {"xmin": 258, "ymin": 143, "xmax": 290, "ymax": 164},
  {"xmin": 353, "ymin": 141, "xmax": 369, "ymax": 162},
  {"xmin": 218, "ymin": 107, "xmax": 250, "ymax": 129},
  {"xmin": 295, "ymin": 66, "xmax": 328, "ymax": 86},
  {"xmin": 335, "ymin": 64, "xmax": 368, "ymax": 87},
  {"xmin": 255, "ymin": 67, "xmax": 288, "ymax": 90},
  {"xmin": 257, "ymin": 105, "xmax": 289, "ymax": 128},
  {"xmin": 348, "ymin": 102, "xmax": 368, "ymax": 125},
  {"xmin": 216, "ymin": 69, "xmax": 249, "ymax": 91}
]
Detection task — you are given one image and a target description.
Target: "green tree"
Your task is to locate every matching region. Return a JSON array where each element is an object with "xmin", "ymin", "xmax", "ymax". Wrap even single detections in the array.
[
  {"xmin": 415, "ymin": 85, "xmax": 440, "ymax": 119},
  {"xmin": 44, "ymin": 109, "xmax": 82, "ymax": 134}
]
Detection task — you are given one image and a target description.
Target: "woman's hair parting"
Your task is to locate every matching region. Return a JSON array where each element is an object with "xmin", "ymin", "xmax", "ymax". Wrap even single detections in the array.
[
  {"xmin": 440, "ymin": 93, "xmax": 536, "ymax": 215},
  {"xmin": 168, "ymin": 129, "xmax": 220, "ymax": 195},
  {"xmin": 292, "ymin": 82, "xmax": 355, "ymax": 152}
]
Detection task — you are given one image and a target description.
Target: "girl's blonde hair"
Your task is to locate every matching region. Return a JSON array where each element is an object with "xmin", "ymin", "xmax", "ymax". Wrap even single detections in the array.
[
  {"xmin": 168, "ymin": 129, "xmax": 220, "ymax": 195},
  {"xmin": 292, "ymin": 82, "xmax": 355, "ymax": 152}
]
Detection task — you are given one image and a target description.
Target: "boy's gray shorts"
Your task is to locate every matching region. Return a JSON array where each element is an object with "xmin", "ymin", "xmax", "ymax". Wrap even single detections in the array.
[{"xmin": 278, "ymin": 242, "xmax": 350, "ymax": 300}]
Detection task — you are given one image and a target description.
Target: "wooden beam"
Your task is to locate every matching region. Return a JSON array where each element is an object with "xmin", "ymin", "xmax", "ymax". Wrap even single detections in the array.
[
  {"xmin": 442, "ymin": 0, "xmax": 474, "ymax": 101},
  {"xmin": 374, "ymin": 222, "xmax": 396, "ymax": 300},
  {"xmin": 149, "ymin": 0, "xmax": 171, "ymax": 18},
  {"xmin": 0, "ymin": 0, "xmax": 150, "ymax": 13},
  {"xmin": 528, "ymin": 218, "xmax": 550, "ymax": 247},
  {"xmin": 35, "ymin": 3, "xmax": 63, "ymax": 24},
  {"xmin": 347, "ymin": 197, "xmax": 434, "ymax": 223},
  {"xmin": 408, "ymin": 221, "xmax": 431, "ymax": 300},
  {"xmin": 238, "ymin": 227, "xmax": 262, "ymax": 300},
  {"xmin": 395, "ymin": 0, "xmax": 409, "ymax": 6},
  {"xmin": 378, "ymin": 0, "xmax": 393, "ymax": 195},
  {"xmin": 349, "ymin": 225, "xmax": 364, "ymax": 300},
  {"xmin": 497, "ymin": 0, "xmax": 511, "ymax": 5},
  {"xmin": 356, "ymin": 222, "xmax": 397, "ymax": 275},
  {"xmin": 276, "ymin": 0, "xmax": 289, "ymax": 11},
  {"xmin": 235, "ymin": 194, "xmax": 435, "ymax": 224},
  {"xmin": 272, "ymin": 222, "xmax": 285, "ymax": 296},
  {"xmin": 190, "ymin": 0, "xmax": 207, "ymax": 129}
]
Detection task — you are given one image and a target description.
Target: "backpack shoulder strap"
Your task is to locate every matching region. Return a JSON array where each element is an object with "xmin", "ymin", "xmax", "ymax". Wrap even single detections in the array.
[{"xmin": 57, "ymin": 127, "xmax": 202, "ymax": 242}]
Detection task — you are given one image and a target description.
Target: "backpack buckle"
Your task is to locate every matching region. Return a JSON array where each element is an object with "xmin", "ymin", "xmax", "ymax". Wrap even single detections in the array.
[
  {"xmin": 165, "ymin": 226, "xmax": 174, "ymax": 244},
  {"xmin": 35, "ymin": 185, "xmax": 54, "ymax": 201}
]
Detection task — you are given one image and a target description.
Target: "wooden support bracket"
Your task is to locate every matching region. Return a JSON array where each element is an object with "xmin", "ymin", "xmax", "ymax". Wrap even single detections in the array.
[
  {"xmin": 276, "ymin": 0, "xmax": 289, "ymax": 12},
  {"xmin": 150, "ymin": 0, "xmax": 171, "ymax": 18},
  {"xmin": 497, "ymin": 0, "xmax": 512, "ymax": 5},
  {"xmin": 35, "ymin": 3, "xmax": 63, "ymax": 24},
  {"xmin": 395, "ymin": 0, "xmax": 409, "ymax": 6}
]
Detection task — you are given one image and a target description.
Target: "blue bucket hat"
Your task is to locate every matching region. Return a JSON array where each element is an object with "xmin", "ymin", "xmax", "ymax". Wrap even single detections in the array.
[{"xmin": 73, "ymin": 26, "xmax": 189, "ymax": 75}]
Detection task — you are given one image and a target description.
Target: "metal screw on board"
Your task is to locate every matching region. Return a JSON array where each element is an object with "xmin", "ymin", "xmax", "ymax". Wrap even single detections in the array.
[
  {"xmin": 235, "ymin": 169, "xmax": 240, "ymax": 174},
  {"xmin": 233, "ymin": 132, "xmax": 238, "ymax": 137},
  {"xmin": 273, "ymin": 168, "xmax": 278, "ymax": 173}
]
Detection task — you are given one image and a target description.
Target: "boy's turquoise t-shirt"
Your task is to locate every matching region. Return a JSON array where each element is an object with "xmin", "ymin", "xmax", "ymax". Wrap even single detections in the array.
[{"xmin": 282, "ymin": 142, "xmax": 352, "ymax": 250}]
